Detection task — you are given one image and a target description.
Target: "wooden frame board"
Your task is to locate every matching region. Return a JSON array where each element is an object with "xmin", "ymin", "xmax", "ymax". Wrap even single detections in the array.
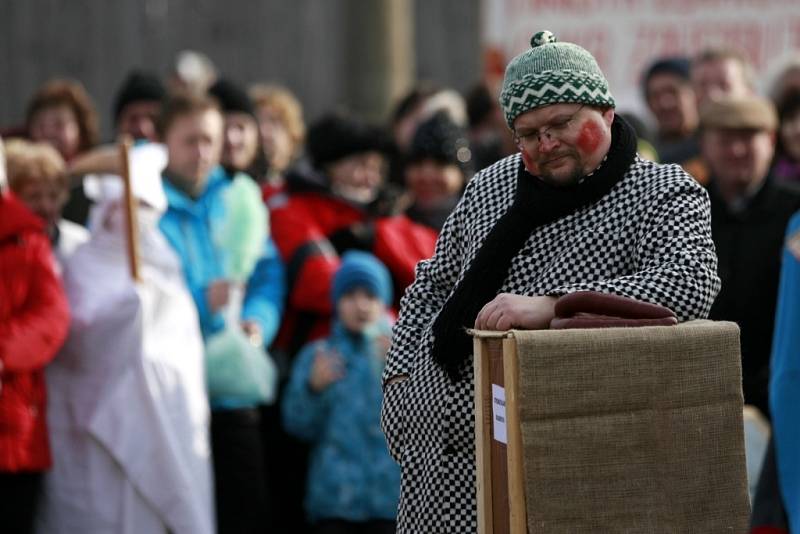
[
  {"xmin": 474, "ymin": 336, "xmax": 494, "ymax": 534},
  {"xmin": 474, "ymin": 331, "xmax": 527, "ymax": 534},
  {"xmin": 503, "ymin": 336, "xmax": 526, "ymax": 533}
]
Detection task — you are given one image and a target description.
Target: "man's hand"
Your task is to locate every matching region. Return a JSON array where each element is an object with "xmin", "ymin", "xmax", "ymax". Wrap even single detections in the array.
[
  {"xmin": 474, "ymin": 294, "xmax": 557, "ymax": 331},
  {"xmin": 207, "ymin": 279, "xmax": 233, "ymax": 313},
  {"xmin": 308, "ymin": 347, "xmax": 346, "ymax": 393},
  {"xmin": 68, "ymin": 144, "xmax": 120, "ymax": 178},
  {"xmin": 375, "ymin": 334, "xmax": 392, "ymax": 361},
  {"xmin": 241, "ymin": 320, "xmax": 263, "ymax": 347}
]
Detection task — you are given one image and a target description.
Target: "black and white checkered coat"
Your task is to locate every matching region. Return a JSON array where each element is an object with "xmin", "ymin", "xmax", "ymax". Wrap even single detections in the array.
[{"xmin": 382, "ymin": 153, "xmax": 720, "ymax": 533}]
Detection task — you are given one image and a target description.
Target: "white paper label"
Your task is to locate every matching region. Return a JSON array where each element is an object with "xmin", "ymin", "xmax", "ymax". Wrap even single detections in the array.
[{"xmin": 491, "ymin": 384, "xmax": 507, "ymax": 444}]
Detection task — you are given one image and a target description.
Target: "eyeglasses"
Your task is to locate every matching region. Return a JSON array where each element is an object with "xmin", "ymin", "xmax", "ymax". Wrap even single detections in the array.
[{"xmin": 513, "ymin": 105, "xmax": 584, "ymax": 151}]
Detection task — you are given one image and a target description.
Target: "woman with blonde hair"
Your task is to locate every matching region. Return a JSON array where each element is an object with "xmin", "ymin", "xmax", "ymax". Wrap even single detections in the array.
[
  {"xmin": 249, "ymin": 84, "xmax": 307, "ymax": 200},
  {"xmin": 0, "ymin": 136, "xmax": 71, "ymax": 534},
  {"xmin": 5, "ymin": 139, "xmax": 88, "ymax": 266}
]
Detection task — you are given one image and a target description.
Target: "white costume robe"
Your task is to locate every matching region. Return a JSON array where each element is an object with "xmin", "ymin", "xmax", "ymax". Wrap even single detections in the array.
[{"xmin": 37, "ymin": 203, "xmax": 213, "ymax": 534}]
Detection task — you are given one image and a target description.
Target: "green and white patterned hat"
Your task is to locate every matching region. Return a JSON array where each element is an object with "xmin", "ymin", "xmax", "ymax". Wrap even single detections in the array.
[{"xmin": 500, "ymin": 30, "xmax": 615, "ymax": 128}]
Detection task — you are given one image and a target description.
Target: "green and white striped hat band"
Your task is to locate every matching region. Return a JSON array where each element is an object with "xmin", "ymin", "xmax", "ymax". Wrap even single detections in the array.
[{"xmin": 500, "ymin": 30, "xmax": 615, "ymax": 128}]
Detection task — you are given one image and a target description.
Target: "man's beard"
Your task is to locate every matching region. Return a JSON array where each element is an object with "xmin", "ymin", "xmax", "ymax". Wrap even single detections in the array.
[{"xmin": 537, "ymin": 151, "xmax": 583, "ymax": 187}]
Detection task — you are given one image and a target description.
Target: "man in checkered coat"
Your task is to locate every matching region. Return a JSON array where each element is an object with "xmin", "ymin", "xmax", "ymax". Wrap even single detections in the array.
[{"xmin": 381, "ymin": 30, "xmax": 721, "ymax": 533}]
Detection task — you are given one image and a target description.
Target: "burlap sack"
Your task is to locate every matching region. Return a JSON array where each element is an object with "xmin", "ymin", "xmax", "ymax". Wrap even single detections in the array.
[{"xmin": 513, "ymin": 320, "xmax": 749, "ymax": 533}]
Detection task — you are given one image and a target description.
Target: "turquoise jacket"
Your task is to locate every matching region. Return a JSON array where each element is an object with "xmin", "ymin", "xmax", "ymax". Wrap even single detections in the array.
[
  {"xmin": 159, "ymin": 166, "xmax": 285, "ymax": 407},
  {"xmin": 282, "ymin": 319, "xmax": 400, "ymax": 523},
  {"xmin": 770, "ymin": 211, "xmax": 800, "ymax": 533}
]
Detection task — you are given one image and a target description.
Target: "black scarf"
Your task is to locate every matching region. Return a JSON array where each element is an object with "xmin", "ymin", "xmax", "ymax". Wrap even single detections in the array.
[{"xmin": 431, "ymin": 115, "xmax": 638, "ymax": 381}]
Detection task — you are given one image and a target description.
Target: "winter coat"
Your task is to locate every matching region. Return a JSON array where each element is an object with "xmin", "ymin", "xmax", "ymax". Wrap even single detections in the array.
[
  {"xmin": 707, "ymin": 177, "xmax": 800, "ymax": 416},
  {"xmin": 381, "ymin": 153, "xmax": 720, "ymax": 533},
  {"xmin": 769, "ymin": 211, "xmax": 800, "ymax": 534},
  {"xmin": 269, "ymin": 183, "xmax": 437, "ymax": 356},
  {"xmin": 160, "ymin": 166, "xmax": 286, "ymax": 409},
  {"xmin": 282, "ymin": 320, "xmax": 400, "ymax": 523},
  {"xmin": 159, "ymin": 166, "xmax": 285, "ymax": 341},
  {"xmin": 0, "ymin": 193, "xmax": 69, "ymax": 472}
]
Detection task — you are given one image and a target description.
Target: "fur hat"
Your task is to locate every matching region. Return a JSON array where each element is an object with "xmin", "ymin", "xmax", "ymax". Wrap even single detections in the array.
[
  {"xmin": 113, "ymin": 70, "xmax": 165, "ymax": 122},
  {"xmin": 307, "ymin": 113, "xmax": 390, "ymax": 170},
  {"xmin": 407, "ymin": 111, "xmax": 472, "ymax": 173},
  {"xmin": 500, "ymin": 30, "xmax": 615, "ymax": 128}
]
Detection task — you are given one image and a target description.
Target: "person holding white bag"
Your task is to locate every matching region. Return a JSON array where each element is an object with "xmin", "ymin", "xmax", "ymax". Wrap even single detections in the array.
[{"xmin": 157, "ymin": 91, "xmax": 286, "ymax": 534}]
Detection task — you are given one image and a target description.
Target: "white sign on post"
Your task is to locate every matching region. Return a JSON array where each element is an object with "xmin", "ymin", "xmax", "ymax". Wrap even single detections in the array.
[{"xmin": 492, "ymin": 383, "xmax": 508, "ymax": 444}]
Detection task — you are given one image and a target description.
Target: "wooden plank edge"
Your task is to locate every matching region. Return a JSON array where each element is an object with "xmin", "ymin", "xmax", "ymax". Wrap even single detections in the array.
[
  {"xmin": 468, "ymin": 328, "xmax": 516, "ymax": 339},
  {"xmin": 474, "ymin": 336, "xmax": 494, "ymax": 534},
  {"xmin": 503, "ymin": 337, "xmax": 527, "ymax": 534}
]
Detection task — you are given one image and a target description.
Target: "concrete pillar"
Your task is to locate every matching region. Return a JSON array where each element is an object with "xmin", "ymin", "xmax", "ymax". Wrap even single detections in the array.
[{"xmin": 345, "ymin": 0, "xmax": 415, "ymax": 121}]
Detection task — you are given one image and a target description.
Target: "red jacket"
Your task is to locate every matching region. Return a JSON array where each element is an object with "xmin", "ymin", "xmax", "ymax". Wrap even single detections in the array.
[
  {"xmin": 270, "ymin": 190, "xmax": 437, "ymax": 355},
  {"xmin": 0, "ymin": 193, "xmax": 70, "ymax": 472}
]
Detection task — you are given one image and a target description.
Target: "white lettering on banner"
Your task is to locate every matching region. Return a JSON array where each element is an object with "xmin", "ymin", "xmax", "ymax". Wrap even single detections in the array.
[
  {"xmin": 483, "ymin": 0, "xmax": 800, "ymax": 116},
  {"xmin": 492, "ymin": 384, "xmax": 508, "ymax": 444}
]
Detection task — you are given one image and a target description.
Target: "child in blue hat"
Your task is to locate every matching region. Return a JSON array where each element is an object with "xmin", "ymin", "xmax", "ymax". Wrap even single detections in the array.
[{"xmin": 282, "ymin": 251, "xmax": 399, "ymax": 533}]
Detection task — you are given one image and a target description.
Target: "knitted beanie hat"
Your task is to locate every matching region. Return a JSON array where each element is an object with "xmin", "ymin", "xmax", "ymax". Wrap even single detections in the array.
[
  {"xmin": 208, "ymin": 78, "xmax": 256, "ymax": 118},
  {"xmin": 113, "ymin": 70, "xmax": 166, "ymax": 122},
  {"xmin": 499, "ymin": 30, "xmax": 615, "ymax": 128},
  {"xmin": 332, "ymin": 251, "xmax": 393, "ymax": 306},
  {"xmin": 408, "ymin": 111, "xmax": 472, "ymax": 174}
]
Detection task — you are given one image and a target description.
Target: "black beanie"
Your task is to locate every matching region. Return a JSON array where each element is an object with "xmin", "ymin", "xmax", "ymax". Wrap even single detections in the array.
[
  {"xmin": 208, "ymin": 78, "xmax": 256, "ymax": 118},
  {"xmin": 113, "ymin": 70, "xmax": 166, "ymax": 122},
  {"xmin": 407, "ymin": 111, "xmax": 472, "ymax": 174},
  {"xmin": 307, "ymin": 113, "xmax": 390, "ymax": 170},
  {"xmin": 466, "ymin": 84, "xmax": 494, "ymax": 127},
  {"xmin": 642, "ymin": 57, "xmax": 691, "ymax": 94}
]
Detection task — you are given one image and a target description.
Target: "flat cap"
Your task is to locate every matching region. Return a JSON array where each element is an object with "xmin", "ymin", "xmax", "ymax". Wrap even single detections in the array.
[{"xmin": 700, "ymin": 95, "xmax": 777, "ymax": 131}]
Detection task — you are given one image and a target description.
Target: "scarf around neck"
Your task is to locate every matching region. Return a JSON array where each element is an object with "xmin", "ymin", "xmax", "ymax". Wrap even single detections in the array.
[{"xmin": 431, "ymin": 115, "xmax": 638, "ymax": 381}]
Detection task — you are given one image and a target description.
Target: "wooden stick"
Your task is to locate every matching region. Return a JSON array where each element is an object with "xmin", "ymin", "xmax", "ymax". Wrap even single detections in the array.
[
  {"xmin": 503, "ymin": 335, "xmax": 527, "ymax": 534},
  {"xmin": 119, "ymin": 137, "xmax": 140, "ymax": 282},
  {"xmin": 489, "ymin": 339, "xmax": 510, "ymax": 534},
  {"xmin": 474, "ymin": 336, "xmax": 494, "ymax": 534}
]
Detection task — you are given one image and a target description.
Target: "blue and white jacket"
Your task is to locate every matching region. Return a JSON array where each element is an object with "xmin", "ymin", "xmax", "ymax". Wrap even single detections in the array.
[
  {"xmin": 159, "ymin": 166, "xmax": 286, "ymax": 408},
  {"xmin": 282, "ymin": 319, "xmax": 399, "ymax": 523}
]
